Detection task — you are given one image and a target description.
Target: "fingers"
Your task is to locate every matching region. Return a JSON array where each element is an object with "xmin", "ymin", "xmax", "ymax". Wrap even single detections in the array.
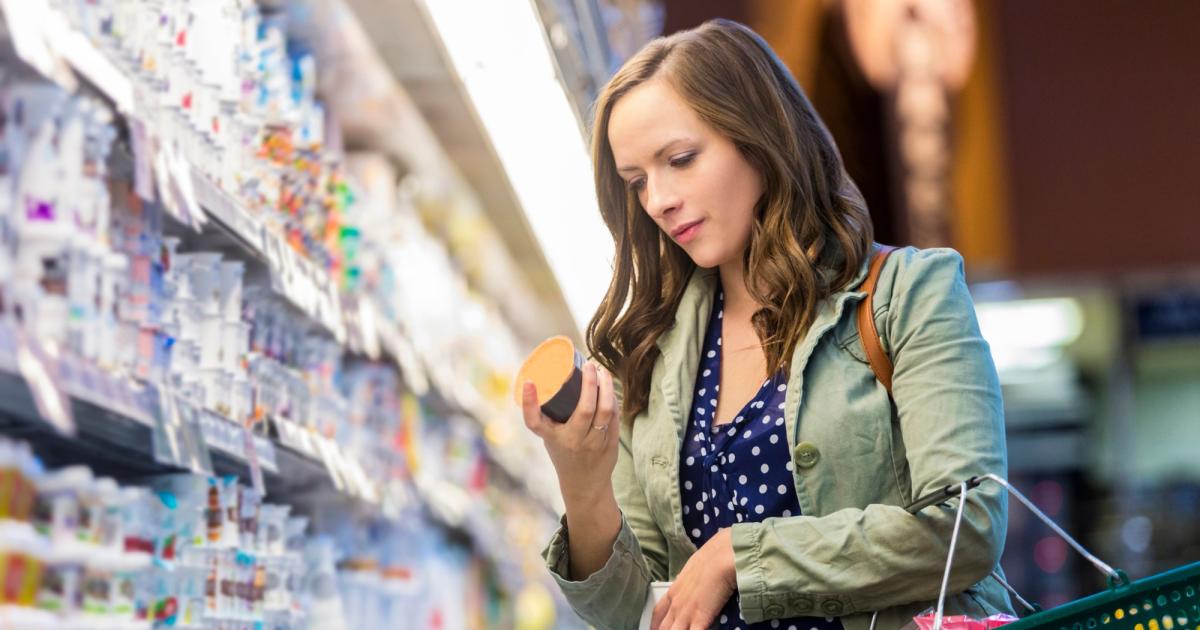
[
  {"xmin": 522, "ymin": 363, "xmax": 620, "ymax": 453},
  {"xmin": 520, "ymin": 381, "xmax": 553, "ymax": 436},
  {"xmin": 650, "ymin": 591, "xmax": 671, "ymax": 630},
  {"xmin": 594, "ymin": 365, "xmax": 616, "ymax": 440},
  {"xmin": 564, "ymin": 362, "xmax": 600, "ymax": 441},
  {"xmin": 655, "ymin": 574, "xmax": 721, "ymax": 630}
]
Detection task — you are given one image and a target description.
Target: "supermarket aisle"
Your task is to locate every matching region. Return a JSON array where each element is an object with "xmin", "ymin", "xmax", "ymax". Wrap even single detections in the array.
[{"xmin": 0, "ymin": 1, "xmax": 585, "ymax": 628}]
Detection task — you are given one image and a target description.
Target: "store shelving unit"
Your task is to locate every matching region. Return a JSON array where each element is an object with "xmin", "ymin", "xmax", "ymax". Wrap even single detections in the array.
[
  {"xmin": 0, "ymin": 0, "xmax": 565, "ymax": 556},
  {"xmin": 0, "ymin": 320, "xmax": 532, "ymax": 583},
  {"xmin": 336, "ymin": 0, "xmax": 582, "ymax": 342},
  {"xmin": 0, "ymin": 2, "xmax": 604, "ymax": 627}
]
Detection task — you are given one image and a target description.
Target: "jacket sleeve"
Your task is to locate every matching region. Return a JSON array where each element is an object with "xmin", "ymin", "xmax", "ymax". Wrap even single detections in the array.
[
  {"xmin": 542, "ymin": 403, "xmax": 671, "ymax": 629},
  {"xmin": 731, "ymin": 248, "xmax": 1009, "ymax": 622}
]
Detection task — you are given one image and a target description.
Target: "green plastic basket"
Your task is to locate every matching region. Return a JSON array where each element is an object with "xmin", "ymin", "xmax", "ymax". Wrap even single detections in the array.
[
  {"xmin": 908, "ymin": 474, "xmax": 1200, "ymax": 630},
  {"xmin": 1003, "ymin": 561, "xmax": 1200, "ymax": 630}
]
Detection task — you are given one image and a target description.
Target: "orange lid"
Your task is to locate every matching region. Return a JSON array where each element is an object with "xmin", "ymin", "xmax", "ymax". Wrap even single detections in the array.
[{"xmin": 513, "ymin": 336, "xmax": 577, "ymax": 407}]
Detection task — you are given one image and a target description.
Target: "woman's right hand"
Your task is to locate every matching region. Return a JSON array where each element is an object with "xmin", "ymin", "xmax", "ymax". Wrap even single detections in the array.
[{"xmin": 521, "ymin": 362, "xmax": 620, "ymax": 505}]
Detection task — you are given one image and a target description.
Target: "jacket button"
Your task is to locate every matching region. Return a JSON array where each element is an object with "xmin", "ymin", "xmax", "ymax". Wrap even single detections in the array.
[
  {"xmin": 792, "ymin": 441, "xmax": 821, "ymax": 469},
  {"xmin": 821, "ymin": 600, "xmax": 844, "ymax": 616},
  {"xmin": 764, "ymin": 604, "xmax": 786, "ymax": 618},
  {"xmin": 787, "ymin": 593, "xmax": 814, "ymax": 612}
]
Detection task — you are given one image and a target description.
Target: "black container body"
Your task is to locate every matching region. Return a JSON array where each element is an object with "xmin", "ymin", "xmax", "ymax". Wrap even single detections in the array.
[{"xmin": 542, "ymin": 350, "xmax": 585, "ymax": 423}]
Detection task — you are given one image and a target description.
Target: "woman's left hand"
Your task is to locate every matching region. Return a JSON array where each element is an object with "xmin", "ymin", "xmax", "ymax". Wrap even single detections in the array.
[{"xmin": 651, "ymin": 527, "xmax": 737, "ymax": 630}]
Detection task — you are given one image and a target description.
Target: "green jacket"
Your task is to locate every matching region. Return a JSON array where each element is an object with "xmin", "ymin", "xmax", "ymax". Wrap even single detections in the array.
[{"xmin": 543, "ymin": 247, "xmax": 1015, "ymax": 630}]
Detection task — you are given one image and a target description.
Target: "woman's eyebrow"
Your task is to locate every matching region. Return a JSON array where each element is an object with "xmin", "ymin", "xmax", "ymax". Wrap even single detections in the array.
[{"xmin": 617, "ymin": 138, "xmax": 691, "ymax": 173}]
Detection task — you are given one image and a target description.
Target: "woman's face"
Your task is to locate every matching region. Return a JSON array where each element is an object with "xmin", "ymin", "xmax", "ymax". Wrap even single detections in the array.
[{"xmin": 608, "ymin": 77, "xmax": 764, "ymax": 270}]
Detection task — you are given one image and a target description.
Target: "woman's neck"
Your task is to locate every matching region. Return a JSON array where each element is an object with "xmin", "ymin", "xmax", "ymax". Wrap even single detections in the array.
[{"xmin": 718, "ymin": 259, "xmax": 758, "ymax": 322}]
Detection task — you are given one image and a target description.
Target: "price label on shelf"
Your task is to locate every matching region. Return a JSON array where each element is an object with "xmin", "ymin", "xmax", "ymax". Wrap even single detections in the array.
[
  {"xmin": 275, "ymin": 418, "xmax": 302, "ymax": 453},
  {"xmin": 176, "ymin": 402, "xmax": 214, "ymax": 475},
  {"xmin": 153, "ymin": 144, "xmax": 190, "ymax": 227},
  {"xmin": 56, "ymin": 354, "xmax": 81, "ymax": 396},
  {"xmin": 199, "ymin": 411, "xmax": 247, "ymax": 465},
  {"xmin": 298, "ymin": 426, "xmax": 316, "ymax": 461},
  {"xmin": 242, "ymin": 426, "xmax": 266, "ymax": 496},
  {"xmin": 390, "ymin": 328, "xmax": 430, "ymax": 397},
  {"xmin": 150, "ymin": 389, "xmax": 183, "ymax": 467},
  {"xmin": 191, "ymin": 169, "xmax": 231, "ymax": 224},
  {"xmin": 0, "ymin": 322, "xmax": 17, "ymax": 372},
  {"xmin": 93, "ymin": 368, "xmax": 120, "ymax": 413},
  {"xmin": 135, "ymin": 385, "xmax": 161, "ymax": 428},
  {"xmin": 266, "ymin": 239, "xmax": 310, "ymax": 319},
  {"xmin": 189, "ymin": 167, "xmax": 268, "ymax": 254},
  {"xmin": 277, "ymin": 243, "xmax": 300, "ymax": 307},
  {"xmin": 261, "ymin": 238, "xmax": 346, "ymax": 340},
  {"xmin": 16, "ymin": 334, "xmax": 74, "ymax": 435},
  {"xmin": 253, "ymin": 434, "xmax": 278, "ymax": 474},
  {"xmin": 151, "ymin": 392, "xmax": 212, "ymax": 475},
  {"xmin": 130, "ymin": 118, "xmax": 156, "ymax": 202},
  {"xmin": 311, "ymin": 265, "xmax": 345, "ymax": 343},
  {"xmin": 313, "ymin": 435, "xmax": 346, "ymax": 493},
  {"xmin": 115, "ymin": 380, "xmax": 146, "ymax": 426},
  {"xmin": 358, "ymin": 298, "xmax": 382, "ymax": 360},
  {"xmin": 285, "ymin": 251, "xmax": 308, "ymax": 304},
  {"xmin": 337, "ymin": 450, "xmax": 360, "ymax": 500},
  {"xmin": 345, "ymin": 459, "xmax": 378, "ymax": 504},
  {"xmin": 340, "ymin": 449, "xmax": 372, "ymax": 502},
  {"xmin": 167, "ymin": 147, "xmax": 204, "ymax": 229},
  {"xmin": 79, "ymin": 362, "xmax": 116, "ymax": 412}
]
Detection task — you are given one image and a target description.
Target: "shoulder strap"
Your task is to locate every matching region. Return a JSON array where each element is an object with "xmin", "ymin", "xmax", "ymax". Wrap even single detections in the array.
[{"xmin": 857, "ymin": 245, "xmax": 898, "ymax": 395}]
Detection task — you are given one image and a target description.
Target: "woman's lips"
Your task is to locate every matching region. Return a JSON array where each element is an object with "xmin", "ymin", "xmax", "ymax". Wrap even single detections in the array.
[{"xmin": 672, "ymin": 220, "xmax": 704, "ymax": 244}]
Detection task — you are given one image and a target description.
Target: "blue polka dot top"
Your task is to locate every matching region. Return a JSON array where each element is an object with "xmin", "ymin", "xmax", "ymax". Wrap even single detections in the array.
[{"xmin": 679, "ymin": 286, "xmax": 843, "ymax": 630}]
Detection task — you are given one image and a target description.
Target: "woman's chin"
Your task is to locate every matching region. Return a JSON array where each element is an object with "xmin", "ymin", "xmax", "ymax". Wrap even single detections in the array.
[{"xmin": 686, "ymin": 250, "xmax": 737, "ymax": 270}]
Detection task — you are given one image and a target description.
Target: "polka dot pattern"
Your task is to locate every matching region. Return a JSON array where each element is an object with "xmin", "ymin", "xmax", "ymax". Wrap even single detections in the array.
[{"xmin": 679, "ymin": 287, "xmax": 842, "ymax": 630}]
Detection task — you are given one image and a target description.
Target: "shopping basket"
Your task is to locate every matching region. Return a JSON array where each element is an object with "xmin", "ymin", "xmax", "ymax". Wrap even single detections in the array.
[{"xmin": 904, "ymin": 474, "xmax": 1200, "ymax": 630}]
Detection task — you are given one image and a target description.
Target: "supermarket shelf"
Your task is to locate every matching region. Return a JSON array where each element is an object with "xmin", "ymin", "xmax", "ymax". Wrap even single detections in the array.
[
  {"xmin": 0, "ymin": 2, "xmax": 561, "ymax": 522},
  {"xmin": 185, "ymin": 166, "xmax": 348, "ymax": 345},
  {"xmin": 18, "ymin": 9, "xmax": 464, "ymax": 405},
  {"xmin": 3, "ymin": 4, "xmax": 361, "ymax": 349},
  {"xmin": 183, "ymin": 165, "xmax": 562, "ymax": 513},
  {"xmin": 23, "ymin": 9, "xmax": 508, "ymax": 424},
  {"xmin": 0, "ymin": 322, "xmax": 557, "ymax": 544},
  {"xmin": 0, "ymin": 348, "xmax": 562, "ymax": 608},
  {"xmin": 336, "ymin": 0, "xmax": 579, "ymax": 341},
  {"xmin": 418, "ymin": 385, "xmax": 562, "ymax": 518},
  {"xmin": 0, "ymin": 359, "xmax": 443, "ymax": 532},
  {"xmin": 0, "ymin": 363, "xmax": 297, "ymax": 493}
]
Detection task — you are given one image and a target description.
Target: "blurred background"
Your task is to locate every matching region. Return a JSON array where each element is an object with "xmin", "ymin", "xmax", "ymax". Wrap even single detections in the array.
[{"xmin": 0, "ymin": 0, "xmax": 1196, "ymax": 627}]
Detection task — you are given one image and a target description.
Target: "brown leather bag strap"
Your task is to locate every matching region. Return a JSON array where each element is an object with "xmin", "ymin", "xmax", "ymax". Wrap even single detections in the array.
[{"xmin": 857, "ymin": 245, "xmax": 898, "ymax": 395}]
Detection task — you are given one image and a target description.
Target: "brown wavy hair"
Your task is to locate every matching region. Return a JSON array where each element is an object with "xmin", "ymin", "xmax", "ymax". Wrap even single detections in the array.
[{"xmin": 586, "ymin": 19, "xmax": 874, "ymax": 421}]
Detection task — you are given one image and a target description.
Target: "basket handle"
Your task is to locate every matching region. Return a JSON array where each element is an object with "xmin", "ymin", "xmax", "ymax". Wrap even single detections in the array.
[{"xmin": 912, "ymin": 474, "xmax": 1130, "ymax": 630}]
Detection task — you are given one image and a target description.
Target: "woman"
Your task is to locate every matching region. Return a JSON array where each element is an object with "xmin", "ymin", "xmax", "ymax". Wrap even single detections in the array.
[{"xmin": 520, "ymin": 19, "xmax": 1014, "ymax": 630}]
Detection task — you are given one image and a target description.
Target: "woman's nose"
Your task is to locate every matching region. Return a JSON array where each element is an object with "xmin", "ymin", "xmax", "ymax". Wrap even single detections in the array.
[{"xmin": 645, "ymin": 178, "xmax": 681, "ymax": 219}]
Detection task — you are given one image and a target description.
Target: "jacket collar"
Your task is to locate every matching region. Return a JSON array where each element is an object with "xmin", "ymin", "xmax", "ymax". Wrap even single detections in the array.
[
  {"xmin": 652, "ymin": 247, "xmax": 878, "ymax": 436},
  {"xmin": 655, "ymin": 249, "xmax": 876, "ymax": 356}
]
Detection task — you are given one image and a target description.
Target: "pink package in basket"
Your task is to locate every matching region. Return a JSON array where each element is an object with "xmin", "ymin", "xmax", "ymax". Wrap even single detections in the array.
[{"xmin": 912, "ymin": 612, "xmax": 1019, "ymax": 630}]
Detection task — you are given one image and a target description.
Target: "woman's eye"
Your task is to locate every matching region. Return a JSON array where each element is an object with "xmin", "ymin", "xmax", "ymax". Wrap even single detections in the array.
[
  {"xmin": 629, "ymin": 178, "xmax": 646, "ymax": 192},
  {"xmin": 669, "ymin": 153, "xmax": 695, "ymax": 168}
]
